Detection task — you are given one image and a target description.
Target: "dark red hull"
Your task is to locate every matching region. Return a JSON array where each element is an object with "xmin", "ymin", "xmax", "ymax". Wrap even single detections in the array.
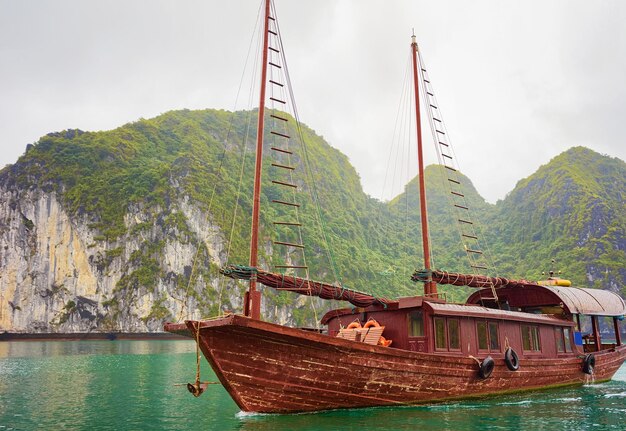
[{"xmin": 165, "ymin": 315, "xmax": 626, "ymax": 413}]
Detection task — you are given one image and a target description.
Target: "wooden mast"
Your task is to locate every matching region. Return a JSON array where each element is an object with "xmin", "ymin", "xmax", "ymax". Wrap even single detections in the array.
[
  {"xmin": 411, "ymin": 34, "xmax": 437, "ymax": 297},
  {"xmin": 245, "ymin": 0, "xmax": 271, "ymax": 319}
]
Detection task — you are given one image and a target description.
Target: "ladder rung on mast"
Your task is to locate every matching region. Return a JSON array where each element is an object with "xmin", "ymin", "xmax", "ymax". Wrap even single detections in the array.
[
  {"xmin": 270, "ymin": 131, "xmax": 290, "ymax": 139},
  {"xmin": 271, "ymin": 146, "xmax": 292, "ymax": 154},
  {"xmin": 274, "ymin": 241, "xmax": 305, "ymax": 249},
  {"xmin": 271, "ymin": 180, "xmax": 297, "ymax": 188},
  {"xmin": 272, "ymin": 200, "xmax": 300, "ymax": 207},
  {"xmin": 271, "ymin": 163, "xmax": 295, "ymax": 170}
]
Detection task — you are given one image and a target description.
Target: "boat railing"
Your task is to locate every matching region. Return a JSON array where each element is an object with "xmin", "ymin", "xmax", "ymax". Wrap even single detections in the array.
[{"xmin": 582, "ymin": 337, "xmax": 619, "ymax": 352}]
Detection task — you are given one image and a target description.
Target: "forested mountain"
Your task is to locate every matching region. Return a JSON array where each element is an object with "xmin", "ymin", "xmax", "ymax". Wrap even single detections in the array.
[
  {"xmin": 490, "ymin": 147, "xmax": 625, "ymax": 296},
  {"xmin": 0, "ymin": 109, "xmax": 623, "ymax": 332}
]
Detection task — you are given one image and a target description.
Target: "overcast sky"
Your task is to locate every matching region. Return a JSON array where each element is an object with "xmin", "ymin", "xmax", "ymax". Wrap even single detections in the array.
[{"xmin": 1, "ymin": 0, "xmax": 625, "ymax": 203}]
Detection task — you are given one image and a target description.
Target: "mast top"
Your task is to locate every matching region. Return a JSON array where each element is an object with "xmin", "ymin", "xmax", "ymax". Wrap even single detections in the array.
[{"xmin": 411, "ymin": 31, "xmax": 417, "ymax": 47}]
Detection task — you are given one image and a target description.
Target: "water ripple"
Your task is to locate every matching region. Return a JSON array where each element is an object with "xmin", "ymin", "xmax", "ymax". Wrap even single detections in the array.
[{"xmin": 0, "ymin": 340, "xmax": 625, "ymax": 431}]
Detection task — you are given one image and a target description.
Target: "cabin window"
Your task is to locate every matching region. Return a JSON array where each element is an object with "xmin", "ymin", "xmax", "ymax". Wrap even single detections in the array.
[
  {"xmin": 556, "ymin": 327, "xmax": 565, "ymax": 352},
  {"xmin": 434, "ymin": 317, "xmax": 461, "ymax": 351},
  {"xmin": 435, "ymin": 317, "xmax": 447, "ymax": 349},
  {"xmin": 489, "ymin": 322, "xmax": 500, "ymax": 350},
  {"xmin": 556, "ymin": 327, "xmax": 573, "ymax": 353},
  {"xmin": 563, "ymin": 328, "xmax": 572, "ymax": 352},
  {"xmin": 409, "ymin": 311, "xmax": 424, "ymax": 337},
  {"xmin": 522, "ymin": 325, "xmax": 541, "ymax": 352},
  {"xmin": 448, "ymin": 319, "xmax": 461, "ymax": 350},
  {"xmin": 477, "ymin": 321, "xmax": 489, "ymax": 350},
  {"xmin": 476, "ymin": 321, "xmax": 500, "ymax": 352}
]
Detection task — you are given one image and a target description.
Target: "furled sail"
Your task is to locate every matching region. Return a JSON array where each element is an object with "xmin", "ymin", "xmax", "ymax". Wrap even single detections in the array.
[
  {"xmin": 221, "ymin": 265, "xmax": 394, "ymax": 308},
  {"xmin": 412, "ymin": 269, "xmax": 538, "ymax": 289}
]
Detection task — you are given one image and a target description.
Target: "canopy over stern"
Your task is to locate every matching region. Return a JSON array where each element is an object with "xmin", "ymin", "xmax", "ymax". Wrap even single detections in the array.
[{"xmin": 467, "ymin": 284, "xmax": 626, "ymax": 317}]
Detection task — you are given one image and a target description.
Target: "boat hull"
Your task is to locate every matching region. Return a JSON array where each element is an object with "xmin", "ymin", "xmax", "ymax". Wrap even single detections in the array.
[{"xmin": 165, "ymin": 315, "xmax": 626, "ymax": 413}]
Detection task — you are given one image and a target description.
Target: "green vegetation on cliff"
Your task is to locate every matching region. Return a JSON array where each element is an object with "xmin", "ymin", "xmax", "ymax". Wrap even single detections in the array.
[
  {"xmin": 490, "ymin": 147, "xmax": 626, "ymax": 297},
  {"xmin": 3, "ymin": 109, "xmax": 624, "ymax": 323}
]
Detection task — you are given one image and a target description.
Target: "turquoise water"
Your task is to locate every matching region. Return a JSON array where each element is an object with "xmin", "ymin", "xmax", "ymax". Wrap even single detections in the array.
[{"xmin": 1, "ymin": 340, "xmax": 625, "ymax": 430}]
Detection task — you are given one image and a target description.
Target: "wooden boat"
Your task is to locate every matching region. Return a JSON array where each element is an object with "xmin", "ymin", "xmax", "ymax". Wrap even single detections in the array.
[{"xmin": 165, "ymin": 0, "xmax": 626, "ymax": 413}]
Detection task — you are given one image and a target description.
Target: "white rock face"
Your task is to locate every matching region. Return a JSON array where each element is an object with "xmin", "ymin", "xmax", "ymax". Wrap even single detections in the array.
[
  {"xmin": 0, "ymin": 189, "xmax": 99, "ymax": 331},
  {"xmin": 0, "ymin": 183, "xmax": 294, "ymax": 333}
]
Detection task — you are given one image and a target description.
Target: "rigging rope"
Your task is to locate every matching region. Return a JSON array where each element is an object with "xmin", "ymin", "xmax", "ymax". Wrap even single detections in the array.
[
  {"xmin": 176, "ymin": 4, "xmax": 263, "ymax": 320},
  {"xmin": 415, "ymin": 48, "xmax": 500, "ymax": 304},
  {"xmin": 218, "ymin": 113, "xmax": 253, "ymax": 310},
  {"xmin": 274, "ymin": 6, "xmax": 343, "ymax": 291},
  {"xmin": 246, "ymin": 0, "xmax": 320, "ymax": 326},
  {"xmin": 186, "ymin": 321, "xmax": 207, "ymax": 397},
  {"xmin": 417, "ymin": 50, "xmax": 499, "ymax": 278},
  {"xmin": 377, "ymin": 53, "xmax": 415, "ymax": 292},
  {"xmin": 216, "ymin": 2, "xmax": 265, "ymax": 314},
  {"xmin": 219, "ymin": 59, "xmax": 263, "ymax": 304}
]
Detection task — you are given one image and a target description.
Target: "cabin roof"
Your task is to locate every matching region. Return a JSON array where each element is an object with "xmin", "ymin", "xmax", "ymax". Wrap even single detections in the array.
[
  {"xmin": 425, "ymin": 301, "xmax": 574, "ymax": 325},
  {"xmin": 319, "ymin": 295, "xmax": 444, "ymax": 324},
  {"xmin": 540, "ymin": 285, "xmax": 626, "ymax": 316},
  {"xmin": 467, "ymin": 285, "xmax": 626, "ymax": 317}
]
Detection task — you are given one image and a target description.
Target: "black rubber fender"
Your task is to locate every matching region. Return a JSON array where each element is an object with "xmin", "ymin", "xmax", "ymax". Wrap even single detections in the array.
[
  {"xmin": 582, "ymin": 353, "xmax": 595, "ymax": 375},
  {"xmin": 479, "ymin": 356, "xmax": 495, "ymax": 379},
  {"xmin": 504, "ymin": 347, "xmax": 520, "ymax": 371}
]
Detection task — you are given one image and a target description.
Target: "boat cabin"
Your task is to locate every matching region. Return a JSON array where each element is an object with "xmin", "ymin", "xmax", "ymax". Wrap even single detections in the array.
[
  {"xmin": 321, "ymin": 284, "xmax": 625, "ymax": 359},
  {"xmin": 467, "ymin": 284, "xmax": 626, "ymax": 353}
]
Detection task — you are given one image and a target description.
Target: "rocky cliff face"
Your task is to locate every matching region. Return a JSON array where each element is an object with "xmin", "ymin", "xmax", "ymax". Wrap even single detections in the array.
[{"xmin": 0, "ymin": 181, "xmax": 300, "ymax": 332}]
